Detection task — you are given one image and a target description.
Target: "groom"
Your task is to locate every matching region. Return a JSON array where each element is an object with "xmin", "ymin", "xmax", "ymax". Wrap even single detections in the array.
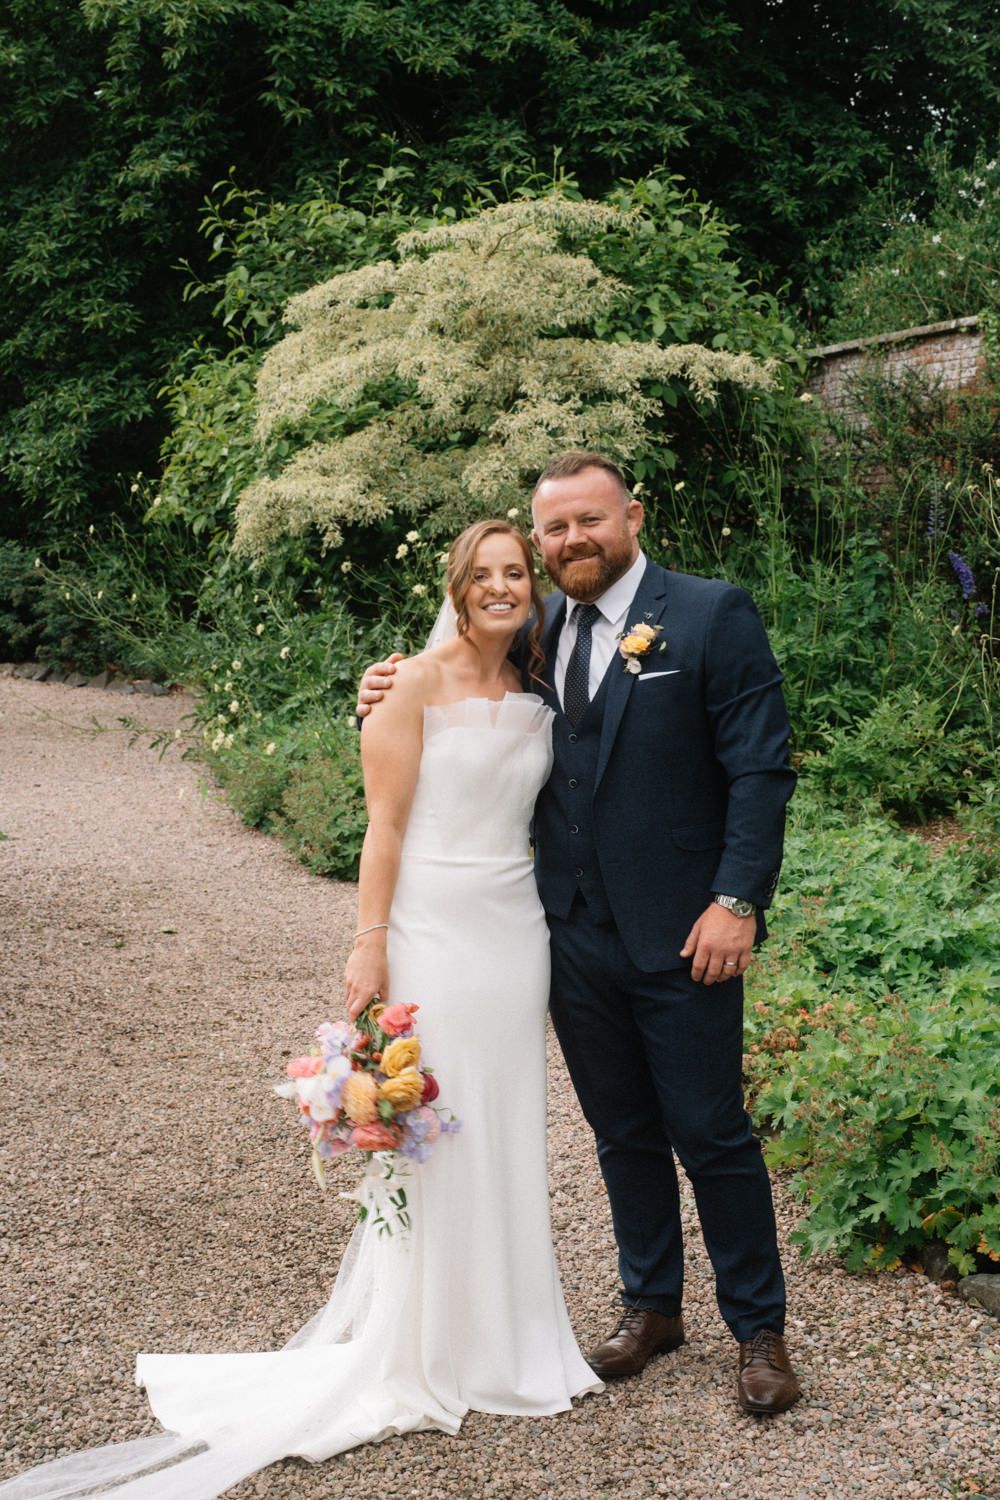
[{"xmin": 360, "ymin": 451, "xmax": 800, "ymax": 1414}]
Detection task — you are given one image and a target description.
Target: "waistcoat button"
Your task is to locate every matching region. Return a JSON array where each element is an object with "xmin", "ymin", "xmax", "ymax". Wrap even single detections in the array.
[
  {"xmin": 568, "ymin": 778, "xmax": 578, "ymax": 788},
  {"xmin": 568, "ymin": 733, "xmax": 578, "ymax": 743},
  {"xmin": 569, "ymin": 824, "xmax": 579, "ymax": 834},
  {"xmin": 574, "ymin": 866, "xmax": 584, "ymax": 877}
]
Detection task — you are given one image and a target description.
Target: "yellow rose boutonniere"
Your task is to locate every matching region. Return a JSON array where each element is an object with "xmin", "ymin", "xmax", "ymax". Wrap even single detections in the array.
[{"xmin": 617, "ymin": 620, "xmax": 666, "ymax": 674}]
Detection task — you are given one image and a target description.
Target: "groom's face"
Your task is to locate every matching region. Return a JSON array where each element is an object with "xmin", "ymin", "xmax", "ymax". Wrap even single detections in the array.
[{"xmin": 531, "ymin": 467, "xmax": 643, "ymax": 602}]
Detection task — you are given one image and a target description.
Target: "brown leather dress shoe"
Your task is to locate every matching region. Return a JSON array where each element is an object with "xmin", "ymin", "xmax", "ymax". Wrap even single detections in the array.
[
  {"xmin": 737, "ymin": 1329, "xmax": 801, "ymax": 1414},
  {"xmin": 586, "ymin": 1307, "xmax": 685, "ymax": 1378}
]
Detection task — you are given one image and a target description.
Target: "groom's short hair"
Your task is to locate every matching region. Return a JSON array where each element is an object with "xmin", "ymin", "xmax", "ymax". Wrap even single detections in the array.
[{"xmin": 532, "ymin": 451, "xmax": 630, "ymax": 502}]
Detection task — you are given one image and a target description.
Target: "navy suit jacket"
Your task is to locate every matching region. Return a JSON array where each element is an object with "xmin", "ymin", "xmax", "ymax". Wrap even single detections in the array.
[{"xmin": 525, "ymin": 560, "xmax": 796, "ymax": 972}]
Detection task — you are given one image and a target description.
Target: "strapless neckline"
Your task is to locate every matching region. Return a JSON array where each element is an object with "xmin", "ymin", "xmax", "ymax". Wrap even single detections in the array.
[{"xmin": 423, "ymin": 694, "xmax": 552, "ymax": 741}]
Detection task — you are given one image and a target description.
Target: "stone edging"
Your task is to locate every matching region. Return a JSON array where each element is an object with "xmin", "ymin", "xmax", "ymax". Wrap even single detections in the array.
[{"xmin": 0, "ymin": 662, "xmax": 172, "ymax": 695}]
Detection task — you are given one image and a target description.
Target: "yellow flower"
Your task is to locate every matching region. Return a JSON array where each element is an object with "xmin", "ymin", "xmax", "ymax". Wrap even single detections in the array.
[
  {"xmin": 378, "ymin": 1069, "xmax": 424, "ymax": 1111},
  {"xmin": 381, "ymin": 1036, "xmax": 421, "ymax": 1076},
  {"xmin": 342, "ymin": 1072, "xmax": 379, "ymax": 1125},
  {"xmin": 621, "ymin": 633, "xmax": 652, "ymax": 655},
  {"xmin": 630, "ymin": 622, "xmax": 657, "ymax": 642}
]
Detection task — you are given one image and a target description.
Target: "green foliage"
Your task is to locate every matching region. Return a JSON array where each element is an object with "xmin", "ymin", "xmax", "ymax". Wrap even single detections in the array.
[
  {"xmin": 9, "ymin": 0, "xmax": 1000, "ymax": 535},
  {"xmin": 277, "ymin": 725, "xmax": 367, "ymax": 879},
  {"xmin": 746, "ymin": 803, "xmax": 1000, "ymax": 1274},
  {"xmin": 232, "ymin": 193, "xmax": 776, "ymax": 558},
  {"xmin": 823, "ymin": 143, "xmax": 1000, "ymax": 342},
  {"xmin": 154, "ymin": 181, "xmax": 422, "ymax": 543},
  {"xmin": 0, "ymin": 541, "xmax": 40, "ymax": 659},
  {"xmin": 845, "ymin": 365, "xmax": 1000, "ymax": 520},
  {"xmin": 204, "ymin": 709, "xmax": 367, "ymax": 881}
]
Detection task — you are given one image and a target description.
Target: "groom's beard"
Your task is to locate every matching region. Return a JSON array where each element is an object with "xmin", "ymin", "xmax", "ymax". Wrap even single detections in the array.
[{"xmin": 544, "ymin": 540, "xmax": 635, "ymax": 602}]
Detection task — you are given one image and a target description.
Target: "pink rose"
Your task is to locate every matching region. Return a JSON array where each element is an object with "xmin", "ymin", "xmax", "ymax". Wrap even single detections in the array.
[
  {"xmin": 286, "ymin": 1055, "xmax": 323, "ymax": 1078},
  {"xmin": 379, "ymin": 1003, "xmax": 419, "ymax": 1036},
  {"xmin": 350, "ymin": 1123, "xmax": 399, "ymax": 1151}
]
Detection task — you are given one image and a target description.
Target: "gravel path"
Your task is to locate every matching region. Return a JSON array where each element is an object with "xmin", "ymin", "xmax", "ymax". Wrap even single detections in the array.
[{"xmin": 1, "ymin": 674, "xmax": 997, "ymax": 1500}]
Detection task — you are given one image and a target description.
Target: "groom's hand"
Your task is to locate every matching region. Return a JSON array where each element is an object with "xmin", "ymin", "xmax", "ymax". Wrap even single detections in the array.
[
  {"xmin": 356, "ymin": 653, "xmax": 405, "ymax": 718},
  {"xmin": 681, "ymin": 905, "xmax": 755, "ymax": 985}
]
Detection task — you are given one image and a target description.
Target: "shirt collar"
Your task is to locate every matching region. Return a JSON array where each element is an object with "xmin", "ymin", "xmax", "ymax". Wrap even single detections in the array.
[{"xmin": 588, "ymin": 550, "xmax": 648, "ymax": 626}]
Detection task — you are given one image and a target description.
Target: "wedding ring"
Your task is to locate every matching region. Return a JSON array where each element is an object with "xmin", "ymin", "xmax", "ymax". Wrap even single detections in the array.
[{"xmin": 723, "ymin": 962, "xmax": 738, "ymax": 968}]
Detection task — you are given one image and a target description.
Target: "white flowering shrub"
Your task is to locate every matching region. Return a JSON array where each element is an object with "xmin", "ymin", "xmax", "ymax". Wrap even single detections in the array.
[{"xmin": 233, "ymin": 197, "xmax": 776, "ymax": 557}]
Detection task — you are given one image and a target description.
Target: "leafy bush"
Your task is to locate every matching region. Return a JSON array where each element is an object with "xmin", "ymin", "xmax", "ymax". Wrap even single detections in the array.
[
  {"xmin": 745, "ymin": 804, "xmax": 1000, "ymax": 1274},
  {"xmin": 277, "ymin": 727, "xmax": 367, "ymax": 880},
  {"xmin": 822, "ymin": 143, "xmax": 1000, "ymax": 342},
  {"xmin": 799, "ymin": 686, "xmax": 993, "ymax": 821},
  {"xmin": 204, "ymin": 709, "xmax": 367, "ymax": 881},
  {"xmin": 0, "ymin": 540, "xmax": 40, "ymax": 659}
]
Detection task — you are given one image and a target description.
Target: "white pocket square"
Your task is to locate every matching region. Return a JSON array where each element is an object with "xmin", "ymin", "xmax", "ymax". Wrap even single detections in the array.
[{"xmin": 638, "ymin": 669, "xmax": 684, "ymax": 682}]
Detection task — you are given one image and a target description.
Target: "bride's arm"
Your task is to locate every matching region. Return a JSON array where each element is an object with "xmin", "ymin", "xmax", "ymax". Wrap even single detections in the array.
[{"xmin": 343, "ymin": 664, "xmax": 426, "ymax": 1020}]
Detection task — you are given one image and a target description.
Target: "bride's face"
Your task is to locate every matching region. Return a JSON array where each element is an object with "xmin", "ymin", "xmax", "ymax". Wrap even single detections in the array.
[{"xmin": 462, "ymin": 533, "xmax": 534, "ymax": 637}]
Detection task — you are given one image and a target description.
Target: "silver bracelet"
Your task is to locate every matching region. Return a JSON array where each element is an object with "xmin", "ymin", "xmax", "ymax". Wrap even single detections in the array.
[{"xmin": 354, "ymin": 922, "xmax": 389, "ymax": 940}]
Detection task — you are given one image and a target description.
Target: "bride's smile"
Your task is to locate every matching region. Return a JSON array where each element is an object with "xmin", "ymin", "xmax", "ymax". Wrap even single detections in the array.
[{"xmin": 464, "ymin": 532, "xmax": 534, "ymax": 639}]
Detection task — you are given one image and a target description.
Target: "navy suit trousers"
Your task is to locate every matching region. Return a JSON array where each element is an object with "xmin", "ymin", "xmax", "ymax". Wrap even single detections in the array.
[{"xmin": 547, "ymin": 898, "xmax": 786, "ymax": 1342}]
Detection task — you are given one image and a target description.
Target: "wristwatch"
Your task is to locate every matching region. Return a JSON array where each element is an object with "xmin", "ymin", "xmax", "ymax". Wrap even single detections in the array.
[{"xmin": 712, "ymin": 893, "xmax": 756, "ymax": 919}]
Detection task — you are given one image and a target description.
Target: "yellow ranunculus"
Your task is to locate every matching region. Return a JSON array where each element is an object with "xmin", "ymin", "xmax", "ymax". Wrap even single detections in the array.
[
  {"xmin": 621, "ymin": 633, "xmax": 652, "ymax": 655},
  {"xmin": 342, "ymin": 1072, "xmax": 378, "ymax": 1125},
  {"xmin": 381, "ymin": 1036, "xmax": 422, "ymax": 1076},
  {"xmin": 631, "ymin": 622, "xmax": 658, "ymax": 642},
  {"xmin": 378, "ymin": 1069, "xmax": 425, "ymax": 1111}
]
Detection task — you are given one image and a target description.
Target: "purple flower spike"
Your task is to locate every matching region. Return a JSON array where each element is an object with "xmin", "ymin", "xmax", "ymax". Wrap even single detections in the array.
[{"xmin": 948, "ymin": 551, "xmax": 976, "ymax": 600}]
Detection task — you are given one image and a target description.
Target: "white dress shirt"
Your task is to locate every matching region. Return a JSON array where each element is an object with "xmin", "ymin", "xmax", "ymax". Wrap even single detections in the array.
[{"xmin": 554, "ymin": 550, "xmax": 648, "ymax": 707}]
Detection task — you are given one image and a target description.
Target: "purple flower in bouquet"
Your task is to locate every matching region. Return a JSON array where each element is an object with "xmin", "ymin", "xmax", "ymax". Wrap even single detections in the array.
[{"xmin": 316, "ymin": 1020, "xmax": 352, "ymax": 1058}]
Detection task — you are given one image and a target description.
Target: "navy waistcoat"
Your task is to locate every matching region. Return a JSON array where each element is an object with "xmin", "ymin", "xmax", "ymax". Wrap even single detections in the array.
[{"xmin": 533, "ymin": 674, "xmax": 614, "ymax": 922}]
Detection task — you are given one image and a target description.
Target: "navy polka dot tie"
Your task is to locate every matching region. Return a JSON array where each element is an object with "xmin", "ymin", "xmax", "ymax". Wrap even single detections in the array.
[{"xmin": 563, "ymin": 602, "xmax": 600, "ymax": 725}]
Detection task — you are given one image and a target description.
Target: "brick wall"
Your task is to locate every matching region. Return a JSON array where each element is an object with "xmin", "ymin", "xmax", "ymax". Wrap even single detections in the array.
[{"xmin": 806, "ymin": 316, "xmax": 983, "ymax": 425}]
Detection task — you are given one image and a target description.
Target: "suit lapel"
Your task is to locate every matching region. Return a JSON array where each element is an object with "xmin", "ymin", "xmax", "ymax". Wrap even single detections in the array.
[
  {"xmin": 532, "ymin": 593, "xmax": 566, "ymax": 711},
  {"xmin": 594, "ymin": 561, "xmax": 670, "ymax": 790}
]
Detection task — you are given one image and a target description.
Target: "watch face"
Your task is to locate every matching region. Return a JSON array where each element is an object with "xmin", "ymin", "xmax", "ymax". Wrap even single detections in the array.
[{"xmin": 715, "ymin": 895, "xmax": 754, "ymax": 917}]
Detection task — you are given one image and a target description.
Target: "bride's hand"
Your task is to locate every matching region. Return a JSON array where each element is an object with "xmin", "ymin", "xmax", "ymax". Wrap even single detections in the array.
[
  {"xmin": 344, "ymin": 938, "xmax": 390, "ymax": 1021},
  {"xmin": 356, "ymin": 652, "xmax": 405, "ymax": 719}
]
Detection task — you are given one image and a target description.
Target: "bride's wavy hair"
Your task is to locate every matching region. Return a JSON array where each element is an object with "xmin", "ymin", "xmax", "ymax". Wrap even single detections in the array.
[{"xmin": 448, "ymin": 520, "xmax": 546, "ymax": 683}]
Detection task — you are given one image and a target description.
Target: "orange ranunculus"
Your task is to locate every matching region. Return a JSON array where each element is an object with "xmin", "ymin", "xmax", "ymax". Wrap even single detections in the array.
[
  {"xmin": 378, "ymin": 1069, "xmax": 425, "ymax": 1111},
  {"xmin": 379, "ymin": 1002, "xmax": 419, "ymax": 1036},
  {"xmin": 342, "ymin": 1071, "xmax": 378, "ymax": 1125},
  {"xmin": 631, "ymin": 622, "xmax": 658, "ymax": 642},
  {"xmin": 350, "ymin": 1123, "xmax": 399, "ymax": 1151},
  {"xmin": 381, "ymin": 1036, "xmax": 421, "ymax": 1076}
]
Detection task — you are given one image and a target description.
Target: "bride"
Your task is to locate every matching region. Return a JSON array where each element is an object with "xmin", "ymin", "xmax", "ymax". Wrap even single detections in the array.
[{"xmin": 0, "ymin": 519, "xmax": 601, "ymax": 1500}]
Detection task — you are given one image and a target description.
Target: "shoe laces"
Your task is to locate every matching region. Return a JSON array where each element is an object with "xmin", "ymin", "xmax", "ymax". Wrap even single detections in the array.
[
  {"xmin": 615, "ymin": 1306, "xmax": 652, "ymax": 1337},
  {"xmin": 744, "ymin": 1329, "xmax": 781, "ymax": 1367}
]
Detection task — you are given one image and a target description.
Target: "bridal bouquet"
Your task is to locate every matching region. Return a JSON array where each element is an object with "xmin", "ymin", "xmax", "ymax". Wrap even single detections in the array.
[{"xmin": 276, "ymin": 1001, "xmax": 459, "ymax": 1232}]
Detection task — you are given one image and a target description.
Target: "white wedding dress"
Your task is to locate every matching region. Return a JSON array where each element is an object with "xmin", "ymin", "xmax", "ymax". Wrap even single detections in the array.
[{"xmin": 1, "ymin": 693, "xmax": 601, "ymax": 1500}]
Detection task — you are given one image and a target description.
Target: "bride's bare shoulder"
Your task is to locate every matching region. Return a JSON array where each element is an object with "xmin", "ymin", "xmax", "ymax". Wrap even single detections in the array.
[{"xmin": 366, "ymin": 653, "xmax": 442, "ymax": 722}]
